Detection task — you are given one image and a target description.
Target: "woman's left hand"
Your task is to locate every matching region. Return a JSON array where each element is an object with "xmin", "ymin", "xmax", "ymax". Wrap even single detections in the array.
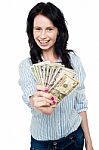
[{"xmin": 85, "ymin": 141, "xmax": 94, "ymax": 150}]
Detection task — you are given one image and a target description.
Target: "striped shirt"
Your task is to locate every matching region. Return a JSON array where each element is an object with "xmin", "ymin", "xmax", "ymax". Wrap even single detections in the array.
[{"xmin": 18, "ymin": 52, "xmax": 88, "ymax": 140}]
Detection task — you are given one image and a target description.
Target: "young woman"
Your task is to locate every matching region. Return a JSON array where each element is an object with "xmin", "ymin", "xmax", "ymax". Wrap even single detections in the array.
[{"xmin": 19, "ymin": 2, "xmax": 93, "ymax": 150}]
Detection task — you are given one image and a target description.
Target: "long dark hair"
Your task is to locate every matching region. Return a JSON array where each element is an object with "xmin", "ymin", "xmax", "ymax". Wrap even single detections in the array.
[{"xmin": 26, "ymin": 2, "xmax": 73, "ymax": 69}]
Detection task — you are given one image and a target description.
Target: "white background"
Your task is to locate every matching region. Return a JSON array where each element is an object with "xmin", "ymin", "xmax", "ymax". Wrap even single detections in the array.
[{"xmin": 0, "ymin": 0, "xmax": 99, "ymax": 149}]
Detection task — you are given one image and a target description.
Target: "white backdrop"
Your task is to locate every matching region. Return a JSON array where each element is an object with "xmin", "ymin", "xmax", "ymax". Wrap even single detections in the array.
[{"xmin": 0, "ymin": 0, "xmax": 99, "ymax": 149}]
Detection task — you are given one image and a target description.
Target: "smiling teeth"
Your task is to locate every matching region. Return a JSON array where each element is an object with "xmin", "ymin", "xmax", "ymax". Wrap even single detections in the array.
[{"xmin": 40, "ymin": 41, "xmax": 49, "ymax": 44}]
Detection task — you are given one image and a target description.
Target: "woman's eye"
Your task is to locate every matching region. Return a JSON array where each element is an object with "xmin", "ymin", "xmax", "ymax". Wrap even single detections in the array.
[
  {"xmin": 47, "ymin": 28, "xmax": 53, "ymax": 31},
  {"xmin": 34, "ymin": 27, "xmax": 41, "ymax": 31},
  {"xmin": 37, "ymin": 28, "xmax": 41, "ymax": 30}
]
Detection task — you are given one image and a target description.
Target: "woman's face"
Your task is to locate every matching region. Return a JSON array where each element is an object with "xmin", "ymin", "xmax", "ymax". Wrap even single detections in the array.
[{"xmin": 33, "ymin": 14, "xmax": 58, "ymax": 53}]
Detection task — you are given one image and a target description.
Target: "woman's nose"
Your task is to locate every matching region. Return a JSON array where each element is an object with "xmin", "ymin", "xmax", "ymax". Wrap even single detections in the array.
[{"xmin": 40, "ymin": 30, "xmax": 47, "ymax": 38}]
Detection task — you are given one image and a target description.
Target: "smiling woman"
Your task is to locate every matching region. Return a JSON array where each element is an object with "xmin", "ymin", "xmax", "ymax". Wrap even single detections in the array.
[
  {"xmin": 33, "ymin": 14, "xmax": 59, "ymax": 60},
  {"xmin": 18, "ymin": 2, "xmax": 93, "ymax": 150},
  {"xmin": 26, "ymin": 2, "xmax": 70, "ymax": 66}
]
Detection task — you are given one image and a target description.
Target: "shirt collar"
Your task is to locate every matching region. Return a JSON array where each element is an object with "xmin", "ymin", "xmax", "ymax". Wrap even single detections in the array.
[{"xmin": 41, "ymin": 55, "xmax": 62, "ymax": 63}]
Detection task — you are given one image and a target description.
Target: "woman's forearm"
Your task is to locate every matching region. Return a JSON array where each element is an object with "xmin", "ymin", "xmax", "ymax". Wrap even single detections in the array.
[
  {"xmin": 37, "ymin": 106, "xmax": 54, "ymax": 115},
  {"xmin": 79, "ymin": 111, "xmax": 93, "ymax": 149}
]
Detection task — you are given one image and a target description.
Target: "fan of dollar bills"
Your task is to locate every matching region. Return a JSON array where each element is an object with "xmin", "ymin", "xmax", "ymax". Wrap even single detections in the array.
[{"xmin": 30, "ymin": 61, "xmax": 79, "ymax": 106}]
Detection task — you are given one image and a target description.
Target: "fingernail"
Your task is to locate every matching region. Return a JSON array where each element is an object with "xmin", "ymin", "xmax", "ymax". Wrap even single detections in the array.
[
  {"xmin": 51, "ymin": 97, "xmax": 56, "ymax": 104},
  {"xmin": 52, "ymin": 100, "xmax": 56, "ymax": 104},
  {"xmin": 44, "ymin": 87, "xmax": 49, "ymax": 92},
  {"xmin": 51, "ymin": 96, "xmax": 54, "ymax": 100}
]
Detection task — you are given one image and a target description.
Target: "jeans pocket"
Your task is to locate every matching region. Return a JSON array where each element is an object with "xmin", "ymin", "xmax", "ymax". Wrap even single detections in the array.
[
  {"xmin": 30, "ymin": 148, "xmax": 37, "ymax": 150},
  {"xmin": 30, "ymin": 145, "xmax": 46, "ymax": 150},
  {"xmin": 30, "ymin": 136, "xmax": 49, "ymax": 150},
  {"xmin": 74, "ymin": 126, "xmax": 84, "ymax": 149},
  {"xmin": 30, "ymin": 148, "xmax": 39, "ymax": 150}
]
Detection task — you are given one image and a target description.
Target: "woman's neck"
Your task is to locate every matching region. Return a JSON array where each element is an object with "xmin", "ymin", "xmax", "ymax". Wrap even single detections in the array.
[{"xmin": 42, "ymin": 51, "xmax": 58, "ymax": 63}]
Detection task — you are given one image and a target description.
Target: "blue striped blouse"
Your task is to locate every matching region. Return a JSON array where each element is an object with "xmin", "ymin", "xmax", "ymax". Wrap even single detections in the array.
[{"xmin": 18, "ymin": 52, "xmax": 88, "ymax": 140}]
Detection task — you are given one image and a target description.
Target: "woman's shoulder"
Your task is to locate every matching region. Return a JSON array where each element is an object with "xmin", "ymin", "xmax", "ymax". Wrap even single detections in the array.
[
  {"xmin": 69, "ymin": 51, "xmax": 86, "ymax": 78},
  {"xmin": 69, "ymin": 50, "xmax": 79, "ymax": 59},
  {"xmin": 19, "ymin": 57, "xmax": 33, "ymax": 74},
  {"xmin": 19, "ymin": 57, "xmax": 32, "ymax": 68},
  {"xmin": 69, "ymin": 51, "xmax": 81, "ymax": 66}
]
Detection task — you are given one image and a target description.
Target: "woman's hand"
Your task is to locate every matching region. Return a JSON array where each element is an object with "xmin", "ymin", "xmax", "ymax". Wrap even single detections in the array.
[
  {"xmin": 29, "ymin": 85, "xmax": 57, "ymax": 114},
  {"xmin": 85, "ymin": 139, "xmax": 94, "ymax": 150},
  {"xmin": 79, "ymin": 112, "xmax": 94, "ymax": 150}
]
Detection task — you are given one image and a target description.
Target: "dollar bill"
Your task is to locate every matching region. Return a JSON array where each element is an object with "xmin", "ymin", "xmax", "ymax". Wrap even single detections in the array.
[
  {"xmin": 30, "ymin": 61, "xmax": 79, "ymax": 106},
  {"xmin": 31, "ymin": 64, "xmax": 40, "ymax": 84},
  {"xmin": 31, "ymin": 61, "xmax": 50, "ymax": 85},
  {"xmin": 46, "ymin": 63, "xmax": 64, "ymax": 88},
  {"xmin": 50, "ymin": 73, "xmax": 79, "ymax": 104}
]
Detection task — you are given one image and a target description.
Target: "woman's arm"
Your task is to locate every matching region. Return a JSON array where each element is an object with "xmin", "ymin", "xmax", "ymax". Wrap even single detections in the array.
[
  {"xmin": 72, "ymin": 55, "xmax": 93, "ymax": 149},
  {"xmin": 80, "ymin": 111, "xmax": 93, "ymax": 150},
  {"xmin": 34, "ymin": 106, "xmax": 54, "ymax": 115}
]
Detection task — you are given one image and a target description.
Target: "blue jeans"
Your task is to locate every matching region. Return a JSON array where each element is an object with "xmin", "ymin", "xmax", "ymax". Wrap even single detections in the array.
[{"xmin": 30, "ymin": 125, "xmax": 84, "ymax": 150}]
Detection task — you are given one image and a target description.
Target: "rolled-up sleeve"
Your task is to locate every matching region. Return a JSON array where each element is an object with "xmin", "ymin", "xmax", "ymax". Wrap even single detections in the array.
[
  {"xmin": 73, "ymin": 55, "xmax": 88, "ymax": 113},
  {"xmin": 18, "ymin": 59, "xmax": 36, "ymax": 109}
]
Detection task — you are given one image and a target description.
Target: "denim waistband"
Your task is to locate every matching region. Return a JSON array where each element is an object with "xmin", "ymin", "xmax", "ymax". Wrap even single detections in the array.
[{"xmin": 30, "ymin": 125, "xmax": 84, "ymax": 149}]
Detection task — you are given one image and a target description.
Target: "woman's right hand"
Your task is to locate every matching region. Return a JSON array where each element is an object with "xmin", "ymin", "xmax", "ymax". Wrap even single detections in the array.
[{"xmin": 29, "ymin": 86, "xmax": 57, "ymax": 114}]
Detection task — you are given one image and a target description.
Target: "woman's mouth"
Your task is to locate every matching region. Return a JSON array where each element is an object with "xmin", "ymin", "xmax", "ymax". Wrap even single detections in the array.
[{"xmin": 39, "ymin": 40, "xmax": 50, "ymax": 45}]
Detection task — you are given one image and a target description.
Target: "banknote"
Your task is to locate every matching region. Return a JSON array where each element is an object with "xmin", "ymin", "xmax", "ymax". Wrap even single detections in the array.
[
  {"xmin": 30, "ymin": 61, "xmax": 79, "ymax": 106},
  {"xmin": 50, "ymin": 73, "xmax": 79, "ymax": 105},
  {"xmin": 47, "ymin": 64, "xmax": 62, "ymax": 88},
  {"xmin": 31, "ymin": 61, "xmax": 50, "ymax": 85},
  {"xmin": 48, "ymin": 66, "xmax": 76, "ymax": 91},
  {"xmin": 31, "ymin": 64, "xmax": 39, "ymax": 83}
]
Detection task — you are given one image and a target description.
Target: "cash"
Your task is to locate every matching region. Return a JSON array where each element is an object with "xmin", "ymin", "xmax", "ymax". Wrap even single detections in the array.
[{"xmin": 30, "ymin": 61, "xmax": 79, "ymax": 107}]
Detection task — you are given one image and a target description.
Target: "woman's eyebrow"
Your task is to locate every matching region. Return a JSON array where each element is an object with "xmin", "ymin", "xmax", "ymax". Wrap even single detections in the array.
[{"xmin": 33, "ymin": 26, "xmax": 55, "ymax": 28}]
